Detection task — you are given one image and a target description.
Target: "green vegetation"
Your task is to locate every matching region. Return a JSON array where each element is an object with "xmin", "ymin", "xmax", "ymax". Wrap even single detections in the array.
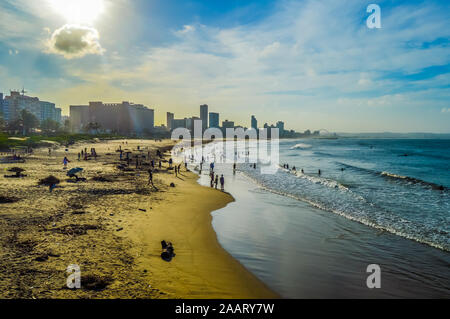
[{"xmin": 0, "ymin": 133, "xmax": 123, "ymax": 151}]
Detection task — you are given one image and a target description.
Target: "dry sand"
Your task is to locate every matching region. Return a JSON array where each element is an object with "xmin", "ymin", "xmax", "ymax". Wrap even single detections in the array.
[{"xmin": 0, "ymin": 139, "xmax": 276, "ymax": 299}]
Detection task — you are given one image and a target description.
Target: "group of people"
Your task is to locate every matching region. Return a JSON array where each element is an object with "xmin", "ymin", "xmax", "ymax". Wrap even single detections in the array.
[
  {"xmin": 77, "ymin": 148, "xmax": 97, "ymax": 161},
  {"xmin": 209, "ymin": 171, "xmax": 225, "ymax": 191},
  {"xmin": 282, "ymin": 163, "xmax": 325, "ymax": 175}
]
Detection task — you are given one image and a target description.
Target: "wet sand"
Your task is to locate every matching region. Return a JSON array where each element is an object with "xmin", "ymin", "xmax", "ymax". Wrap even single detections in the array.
[{"xmin": 0, "ymin": 139, "xmax": 276, "ymax": 299}]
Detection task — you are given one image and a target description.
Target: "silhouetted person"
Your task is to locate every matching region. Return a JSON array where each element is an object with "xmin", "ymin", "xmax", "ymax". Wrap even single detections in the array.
[{"xmin": 220, "ymin": 175, "xmax": 225, "ymax": 191}]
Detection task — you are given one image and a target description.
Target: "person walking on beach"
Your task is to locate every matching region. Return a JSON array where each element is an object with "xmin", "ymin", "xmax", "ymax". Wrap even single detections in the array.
[
  {"xmin": 233, "ymin": 163, "xmax": 236, "ymax": 174},
  {"xmin": 214, "ymin": 175, "xmax": 219, "ymax": 189},
  {"xmin": 148, "ymin": 169, "xmax": 153, "ymax": 186},
  {"xmin": 63, "ymin": 156, "xmax": 70, "ymax": 169},
  {"xmin": 220, "ymin": 175, "xmax": 225, "ymax": 191},
  {"xmin": 210, "ymin": 172, "xmax": 215, "ymax": 187},
  {"xmin": 169, "ymin": 158, "xmax": 173, "ymax": 168},
  {"xmin": 159, "ymin": 160, "xmax": 162, "ymax": 169},
  {"xmin": 78, "ymin": 152, "xmax": 81, "ymax": 161}
]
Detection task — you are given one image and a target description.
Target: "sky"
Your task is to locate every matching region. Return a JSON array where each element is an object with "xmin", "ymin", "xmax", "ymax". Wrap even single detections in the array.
[{"xmin": 0, "ymin": 0, "xmax": 449, "ymax": 133}]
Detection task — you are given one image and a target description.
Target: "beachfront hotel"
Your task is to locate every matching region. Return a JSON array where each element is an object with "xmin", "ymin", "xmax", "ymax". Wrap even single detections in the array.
[
  {"xmin": 70, "ymin": 101, "xmax": 154, "ymax": 135},
  {"xmin": 0, "ymin": 90, "xmax": 62, "ymax": 124}
]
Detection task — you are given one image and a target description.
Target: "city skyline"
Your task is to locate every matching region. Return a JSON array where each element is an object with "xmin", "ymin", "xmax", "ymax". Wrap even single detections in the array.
[{"xmin": 0, "ymin": 0, "xmax": 449, "ymax": 133}]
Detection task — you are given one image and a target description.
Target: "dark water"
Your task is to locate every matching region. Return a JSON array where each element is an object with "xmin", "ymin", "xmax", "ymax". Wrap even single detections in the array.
[
  {"xmin": 190, "ymin": 139, "xmax": 450, "ymax": 298},
  {"xmin": 241, "ymin": 138, "xmax": 450, "ymax": 251}
]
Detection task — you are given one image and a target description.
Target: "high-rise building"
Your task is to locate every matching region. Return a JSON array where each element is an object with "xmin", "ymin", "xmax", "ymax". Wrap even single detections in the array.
[
  {"xmin": 166, "ymin": 112, "xmax": 174, "ymax": 131},
  {"xmin": 2, "ymin": 99, "xmax": 10, "ymax": 122},
  {"xmin": 200, "ymin": 104, "xmax": 208, "ymax": 132},
  {"xmin": 222, "ymin": 120, "xmax": 235, "ymax": 129},
  {"xmin": 0, "ymin": 93, "xmax": 3, "ymax": 120},
  {"xmin": 251, "ymin": 115, "xmax": 257, "ymax": 130},
  {"xmin": 172, "ymin": 118, "xmax": 187, "ymax": 130},
  {"xmin": 54, "ymin": 108, "xmax": 62, "ymax": 123},
  {"xmin": 3, "ymin": 91, "xmax": 60, "ymax": 124},
  {"xmin": 70, "ymin": 101, "xmax": 154, "ymax": 134},
  {"xmin": 209, "ymin": 112, "xmax": 219, "ymax": 128},
  {"xmin": 276, "ymin": 121, "xmax": 285, "ymax": 135}
]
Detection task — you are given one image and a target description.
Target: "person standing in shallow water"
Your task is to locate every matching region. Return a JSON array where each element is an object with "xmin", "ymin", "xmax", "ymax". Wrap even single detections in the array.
[{"xmin": 220, "ymin": 175, "xmax": 225, "ymax": 191}]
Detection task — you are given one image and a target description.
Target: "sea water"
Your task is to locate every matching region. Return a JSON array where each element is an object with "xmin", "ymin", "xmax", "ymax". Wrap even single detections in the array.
[{"xmin": 193, "ymin": 138, "xmax": 450, "ymax": 298}]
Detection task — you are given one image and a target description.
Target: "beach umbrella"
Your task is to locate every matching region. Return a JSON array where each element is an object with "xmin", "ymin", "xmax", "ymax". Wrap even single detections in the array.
[{"xmin": 67, "ymin": 167, "xmax": 83, "ymax": 176}]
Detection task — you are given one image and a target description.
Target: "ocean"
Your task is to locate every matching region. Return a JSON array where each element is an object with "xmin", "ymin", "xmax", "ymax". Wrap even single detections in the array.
[{"xmin": 189, "ymin": 138, "xmax": 450, "ymax": 298}]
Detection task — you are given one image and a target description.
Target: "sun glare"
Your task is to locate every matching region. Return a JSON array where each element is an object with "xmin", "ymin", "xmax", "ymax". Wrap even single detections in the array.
[{"xmin": 48, "ymin": 0, "xmax": 105, "ymax": 24}]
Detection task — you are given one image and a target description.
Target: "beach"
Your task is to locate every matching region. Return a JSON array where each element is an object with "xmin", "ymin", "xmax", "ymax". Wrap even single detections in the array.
[{"xmin": 0, "ymin": 139, "xmax": 276, "ymax": 299}]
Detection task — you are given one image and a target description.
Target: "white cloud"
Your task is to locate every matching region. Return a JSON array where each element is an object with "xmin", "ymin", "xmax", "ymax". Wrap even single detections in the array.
[{"xmin": 45, "ymin": 24, "xmax": 104, "ymax": 59}]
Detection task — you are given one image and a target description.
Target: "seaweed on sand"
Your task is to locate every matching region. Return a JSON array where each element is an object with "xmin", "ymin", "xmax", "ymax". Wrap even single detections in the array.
[{"xmin": 38, "ymin": 175, "xmax": 60, "ymax": 186}]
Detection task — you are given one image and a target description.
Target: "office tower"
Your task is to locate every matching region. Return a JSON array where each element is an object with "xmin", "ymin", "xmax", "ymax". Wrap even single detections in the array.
[
  {"xmin": 200, "ymin": 104, "xmax": 208, "ymax": 132},
  {"xmin": 209, "ymin": 112, "xmax": 219, "ymax": 128},
  {"xmin": 251, "ymin": 115, "xmax": 257, "ymax": 130},
  {"xmin": 167, "ymin": 112, "xmax": 174, "ymax": 130}
]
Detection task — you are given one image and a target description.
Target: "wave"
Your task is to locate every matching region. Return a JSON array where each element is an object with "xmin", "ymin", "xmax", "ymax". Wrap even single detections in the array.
[
  {"xmin": 290, "ymin": 143, "xmax": 312, "ymax": 150},
  {"xmin": 337, "ymin": 162, "xmax": 448, "ymax": 192},
  {"xmin": 238, "ymin": 168, "xmax": 449, "ymax": 252},
  {"xmin": 380, "ymin": 172, "xmax": 447, "ymax": 191},
  {"xmin": 279, "ymin": 165, "xmax": 350, "ymax": 192}
]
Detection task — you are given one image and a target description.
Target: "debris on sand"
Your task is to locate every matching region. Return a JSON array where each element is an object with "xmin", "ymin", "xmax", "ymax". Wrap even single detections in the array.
[
  {"xmin": 50, "ymin": 224, "xmax": 99, "ymax": 236},
  {"xmin": 116, "ymin": 227, "xmax": 123, "ymax": 232},
  {"xmin": 35, "ymin": 254, "xmax": 49, "ymax": 262},
  {"xmin": 138, "ymin": 209, "xmax": 146, "ymax": 212},
  {"xmin": 81, "ymin": 274, "xmax": 113, "ymax": 291},
  {"xmin": 38, "ymin": 175, "xmax": 60, "ymax": 186},
  {"xmin": 92, "ymin": 176, "xmax": 113, "ymax": 182},
  {"xmin": 71, "ymin": 211, "xmax": 86, "ymax": 215},
  {"xmin": 0, "ymin": 195, "xmax": 20, "ymax": 204},
  {"xmin": 170, "ymin": 183, "xmax": 175, "ymax": 188},
  {"xmin": 4, "ymin": 167, "xmax": 27, "ymax": 178},
  {"xmin": 160, "ymin": 240, "xmax": 176, "ymax": 262}
]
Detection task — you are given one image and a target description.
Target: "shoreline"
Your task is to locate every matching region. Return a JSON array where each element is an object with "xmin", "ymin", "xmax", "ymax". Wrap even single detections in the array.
[
  {"xmin": 193, "ymin": 150, "xmax": 450, "ymax": 298},
  {"xmin": 0, "ymin": 138, "xmax": 277, "ymax": 298},
  {"xmin": 124, "ymin": 167, "xmax": 277, "ymax": 299}
]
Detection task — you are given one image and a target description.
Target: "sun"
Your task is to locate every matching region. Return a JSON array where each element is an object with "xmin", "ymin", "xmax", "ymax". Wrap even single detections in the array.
[{"xmin": 48, "ymin": 0, "xmax": 105, "ymax": 24}]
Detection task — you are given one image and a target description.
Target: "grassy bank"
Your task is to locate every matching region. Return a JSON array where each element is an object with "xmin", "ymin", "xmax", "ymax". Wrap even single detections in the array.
[{"xmin": 0, "ymin": 133, "xmax": 124, "ymax": 151}]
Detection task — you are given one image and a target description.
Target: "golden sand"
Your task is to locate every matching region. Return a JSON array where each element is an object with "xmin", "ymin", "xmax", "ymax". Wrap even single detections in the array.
[{"xmin": 0, "ymin": 139, "xmax": 276, "ymax": 299}]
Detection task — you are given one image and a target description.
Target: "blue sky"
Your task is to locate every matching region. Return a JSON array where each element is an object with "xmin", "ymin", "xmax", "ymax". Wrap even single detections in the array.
[{"xmin": 0, "ymin": 0, "xmax": 449, "ymax": 132}]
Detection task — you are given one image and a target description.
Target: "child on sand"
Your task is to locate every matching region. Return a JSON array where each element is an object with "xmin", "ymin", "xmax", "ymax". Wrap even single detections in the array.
[{"xmin": 63, "ymin": 157, "xmax": 70, "ymax": 169}]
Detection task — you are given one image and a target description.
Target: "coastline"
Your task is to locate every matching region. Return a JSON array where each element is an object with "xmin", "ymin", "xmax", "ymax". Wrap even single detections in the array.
[
  {"xmin": 0, "ymin": 138, "xmax": 277, "ymax": 298},
  {"xmin": 195, "ymin": 157, "xmax": 450, "ymax": 298}
]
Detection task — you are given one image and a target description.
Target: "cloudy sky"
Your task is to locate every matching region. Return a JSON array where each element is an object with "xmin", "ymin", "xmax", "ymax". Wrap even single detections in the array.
[{"xmin": 0, "ymin": 0, "xmax": 449, "ymax": 132}]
